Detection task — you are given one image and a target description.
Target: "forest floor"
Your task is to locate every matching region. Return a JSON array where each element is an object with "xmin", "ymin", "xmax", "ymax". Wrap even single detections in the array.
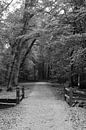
[{"xmin": 0, "ymin": 82, "xmax": 86, "ymax": 130}]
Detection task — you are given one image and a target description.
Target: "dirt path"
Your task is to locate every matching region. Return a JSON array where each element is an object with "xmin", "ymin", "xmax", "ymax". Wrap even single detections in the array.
[{"xmin": 0, "ymin": 82, "xmax": 74, "ymax": 130}]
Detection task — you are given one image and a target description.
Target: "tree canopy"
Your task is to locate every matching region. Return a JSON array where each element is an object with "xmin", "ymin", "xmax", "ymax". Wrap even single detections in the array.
[{"xmin": 0, "ymin": 0, "xmax": 86, "ymax": 88}]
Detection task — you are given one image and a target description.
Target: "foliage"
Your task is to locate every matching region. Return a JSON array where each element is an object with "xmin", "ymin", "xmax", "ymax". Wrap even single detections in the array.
[{"xmin": 0, "ymin": 0, "xmax": 86, "ymax": 86}]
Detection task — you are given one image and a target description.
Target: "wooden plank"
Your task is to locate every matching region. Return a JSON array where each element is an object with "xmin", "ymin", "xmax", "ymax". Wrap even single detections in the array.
[
  {"xmin": 0, "ymin": 99, "xmax": 17, "ymax": 103},
  {"xmin": 0, "ymin": 102, "xmax": 16, "ymax": 105},
  {"xmin": 74, "ymin": 90, "xmax": 86, "ymax": 94},
  {"xmin": 65, "ymin": 94, "xmax": 70, "ymax": 99},
  {"xmin": 73, "ymin": 96, "xmax": 86, "ymax": 100},
  {"xmin": 65, "ymin": 88, "xmax": 70, "ymax": 92},
  {"xmin": 73, "ymin": 94, "xmax": 86, "ymax": 98}
]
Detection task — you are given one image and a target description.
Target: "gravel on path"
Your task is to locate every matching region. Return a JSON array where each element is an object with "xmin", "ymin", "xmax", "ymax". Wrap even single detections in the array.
[{"xmin": 0, "ymin": 82, "xmax": 85, "ymax": 130}]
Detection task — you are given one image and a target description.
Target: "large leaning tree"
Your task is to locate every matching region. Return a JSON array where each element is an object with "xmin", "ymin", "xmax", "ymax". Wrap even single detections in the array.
[
  {"xmin": 5, "ymin": 0, "xmax": 42, "ymax": 90},
  {"xmin": 1, "ymin": 0, "xmax": 86, "ymax": 87}
]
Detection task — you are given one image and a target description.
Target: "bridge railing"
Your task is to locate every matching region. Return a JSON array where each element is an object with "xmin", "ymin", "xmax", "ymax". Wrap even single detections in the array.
[
  {"xmin": 16, "ymin": 86, "xmax": 25, "ymax": 104},
  {"xmin": 64, "ymin": 87, "xmax": 86, "ymax": 106},
  {"xmin": 0, "ymin": 86, "xmax": 25, "ymax": 106}
]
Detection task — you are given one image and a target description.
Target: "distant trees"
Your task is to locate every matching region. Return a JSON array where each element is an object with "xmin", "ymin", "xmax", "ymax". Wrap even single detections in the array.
[
  {"xmin": 36, "ymin": 0, "xmax": 86, "ymax": 82},
  {"xmin": 0, "ymin": 0, "xmax": 86, "ymax": 87}
]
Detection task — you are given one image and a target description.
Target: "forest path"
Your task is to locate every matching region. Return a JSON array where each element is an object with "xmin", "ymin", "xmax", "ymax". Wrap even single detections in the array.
[{"xmin": 0, "ymin": 82, "xmax": 74, "ymax": 130}]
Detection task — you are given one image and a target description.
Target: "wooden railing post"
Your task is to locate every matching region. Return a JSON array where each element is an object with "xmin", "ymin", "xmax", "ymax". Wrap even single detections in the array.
[
  {"xmin": 64, "ymin": 86, "xmax": 66, "ymax": 101},
  {"xmin": 69, "ymin": 87, "xmax": 73, "ymax": 106},
  {"xmin": 22, "ymin": 86, "xmax": 25, "ymax": 99},
  {"xmin": 78, "ymin": 74, "xmax": 80, "ymax": 88},
  {"xmin": 16, "ymin": 87, "xmax": 20, "ymax": 104}
]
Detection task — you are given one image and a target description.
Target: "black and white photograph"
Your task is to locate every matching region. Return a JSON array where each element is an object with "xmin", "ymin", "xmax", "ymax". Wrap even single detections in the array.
[{"xmin": 0, "ymin": 0, "xmax": 86, "ymax": 129}]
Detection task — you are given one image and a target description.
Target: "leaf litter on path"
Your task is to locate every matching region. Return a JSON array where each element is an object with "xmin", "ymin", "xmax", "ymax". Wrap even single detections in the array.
[{"xmin": 0, "ymin": 82, "xmax": 85, "ymax": 130}]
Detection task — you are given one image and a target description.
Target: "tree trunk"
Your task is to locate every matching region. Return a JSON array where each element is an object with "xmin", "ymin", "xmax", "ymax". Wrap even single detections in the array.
[
  {"xmin": 14, "ymin": 57, "xmax": 21, "ymax": 86},
  {"xmin": 7, "ymin": 39, "xmax": 21, "ymax": 90},
  {"xmin": 7, "ymin": 55, "xmax": 16, "ymax": 90},
  {"xmin": 47, "ymin": 64, "xmax": 50, "ymax": 80},
  {"xmin": 7, "ymin": 0, "xmax": 36, "ymax": 90}
]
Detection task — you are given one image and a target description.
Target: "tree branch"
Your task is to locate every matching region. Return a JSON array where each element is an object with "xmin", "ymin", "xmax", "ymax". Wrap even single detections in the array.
[
  {"xmin": 20, "ymin": 39, "xmax": 36, "ymax": 68},
  {"xmin": 0, "ymin": 0, "xmax": 14, "ymax": 14}
]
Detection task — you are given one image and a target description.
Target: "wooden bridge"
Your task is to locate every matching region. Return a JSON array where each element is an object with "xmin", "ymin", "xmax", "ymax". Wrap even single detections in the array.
[
  {"xmin": 0, "ymin": 86, "xmax": 25, "ymax": 107},
  {"xmin": 64, "ymin": 87, "xmax": 86, "ymax": 106}
]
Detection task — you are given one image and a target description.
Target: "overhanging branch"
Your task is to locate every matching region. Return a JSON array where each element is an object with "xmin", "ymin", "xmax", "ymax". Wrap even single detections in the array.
[
  {"xmin": 20, "ymin": 39, "xmax": 36, "ymax": 68},
  {"xmin": 0, "ymin": 0, "xmax": 14, "ymax": 14}
]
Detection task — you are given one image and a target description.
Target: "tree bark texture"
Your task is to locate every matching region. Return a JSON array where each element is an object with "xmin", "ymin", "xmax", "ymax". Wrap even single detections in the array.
[{"xmin": 7, "ymin": 0, "xmax": 37, "ymax": 89}]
